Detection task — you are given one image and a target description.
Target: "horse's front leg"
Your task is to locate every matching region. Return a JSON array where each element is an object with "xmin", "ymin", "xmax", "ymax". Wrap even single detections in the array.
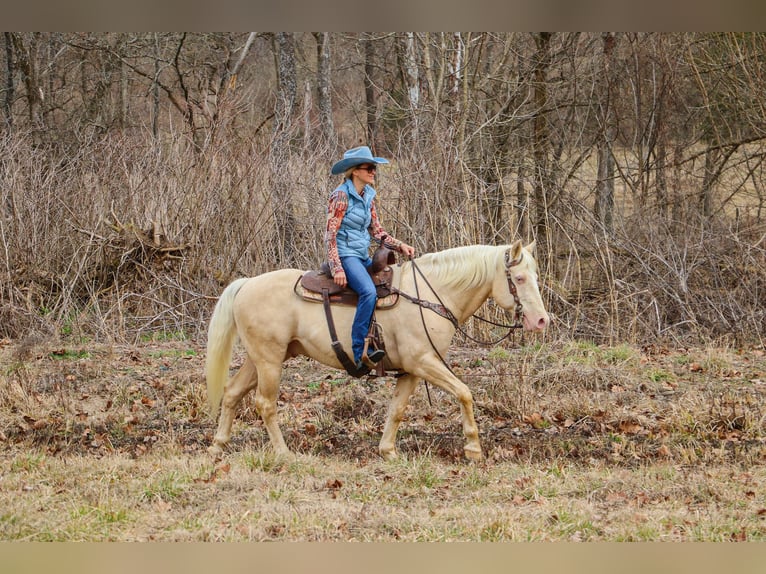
[
  {"xmin": 413, "ymin": 357, "xmax": 483, "ymax": 461},
  {"xmin": 210, "ymin": 358, "xmax": 258, "ymax": 457},
  {"xmin": 379, "ymin": 374, "xmax": 419, "ymax": 460}
]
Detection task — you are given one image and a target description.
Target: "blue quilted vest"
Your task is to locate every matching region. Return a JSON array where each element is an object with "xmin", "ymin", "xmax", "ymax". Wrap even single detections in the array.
[{"xmin": 336, "ymin": 179, "xmax": 376, "ymax": 260}]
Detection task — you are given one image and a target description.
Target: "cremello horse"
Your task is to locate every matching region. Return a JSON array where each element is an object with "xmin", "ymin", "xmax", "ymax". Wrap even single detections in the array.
[{"xmin": 206, "ymin": 240, "xmax": 549, "ymax": 461}]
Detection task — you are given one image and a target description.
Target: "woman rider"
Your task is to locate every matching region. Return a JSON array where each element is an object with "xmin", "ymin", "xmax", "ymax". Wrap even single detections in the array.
[{"xmin": 325, "ymin": 146, "xmax": 415, "ymax": 372}]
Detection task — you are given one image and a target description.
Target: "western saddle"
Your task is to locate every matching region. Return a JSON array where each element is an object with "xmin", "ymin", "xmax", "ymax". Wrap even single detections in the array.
[{"xmin": 295, "ymin": 246, "xmax": 398, "ymax": 378}]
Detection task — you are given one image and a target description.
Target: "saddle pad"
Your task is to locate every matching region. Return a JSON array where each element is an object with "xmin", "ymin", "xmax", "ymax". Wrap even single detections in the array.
[{"xmin": 296, "ymin": 284, "xmax": 400, "ymax": 309}]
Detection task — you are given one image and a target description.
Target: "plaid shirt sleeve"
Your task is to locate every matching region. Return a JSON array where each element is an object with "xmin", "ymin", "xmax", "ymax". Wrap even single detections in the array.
[{"xmin": 325, "ymin": 189, "xmax": 348, "ymax": 276}]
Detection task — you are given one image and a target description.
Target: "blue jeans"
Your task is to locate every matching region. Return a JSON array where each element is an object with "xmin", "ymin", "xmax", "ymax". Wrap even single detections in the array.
[{"xmin": 341, "ymin": 256, "xmax": 377, "ymax": 363}]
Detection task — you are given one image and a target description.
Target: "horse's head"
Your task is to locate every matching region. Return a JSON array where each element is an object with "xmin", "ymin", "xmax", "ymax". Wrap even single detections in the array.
[{"xmin": 493, "ymin": 240, "xmax": 550, "ymax": 332}]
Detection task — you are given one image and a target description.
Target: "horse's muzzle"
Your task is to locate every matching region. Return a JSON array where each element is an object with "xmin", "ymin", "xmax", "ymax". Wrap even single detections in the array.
[{"xmin": 524, "ymin": 313, "xmax": 549, "ymax": 332}]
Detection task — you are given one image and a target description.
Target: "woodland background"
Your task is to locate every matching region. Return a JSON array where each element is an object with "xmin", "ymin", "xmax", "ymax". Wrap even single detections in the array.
[{"xmin": 1, "ymin": 32, "xmax": 765, "ymax": 346}]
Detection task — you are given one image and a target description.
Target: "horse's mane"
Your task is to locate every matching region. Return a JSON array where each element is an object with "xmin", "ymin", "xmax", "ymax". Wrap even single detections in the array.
[{"xmin": 408, "ymin": 244, "xmax": 507, "ymax": 291}]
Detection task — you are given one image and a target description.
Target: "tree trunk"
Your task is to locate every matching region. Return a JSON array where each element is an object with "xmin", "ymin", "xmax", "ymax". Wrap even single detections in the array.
[
  {"xmin": 271, "ymin": 32, "xmax": 298, "ymax": 265},
  {"xmin": 12, "ymin": 33, "xmax": 44, "ymax": 133},
  {"xmin": 479, "ymin": 167, "xmax": 504, "ymax": 243},
  {"xmin": 656, "ymin": 139, "xmax": 668, "ymax": 218},
  {"xmin": 363, "ymin": 33, "xmax": 377, "ymax": 148},
  {"xmin": 3, "ymin": 33, "xmax": 13, "ymax": 133},
  {"xmin": 152, "ymin": 33, "xmax": 160, "ymax": 140},
  {"xmin": 701, "ymin": 146, "xmax": 718, "ymax": 219},
  {"xmin": 516, "ymin": 161, "xmax": 528, "ymax": 239},
  {"xmin": 313, "ymin": 32, "xmax": 335, "ymax": 147},
  {"xmin": 532, "ymin": 32, "xmax": 552, "ymax": 261},
  {"xmin": 401, "ymin": 32, "xmax": 420, "ymax": 144},
  {"xmin": 119, "ymin": 47, "xmax": 128, "ymax": 129},
  {"xmin": 594, "ymin": 32, "xmax": 616, "ymax": 234},
  {"xmin": 595, "ymin": 141, "xmax": 615, "ymax": 232}
]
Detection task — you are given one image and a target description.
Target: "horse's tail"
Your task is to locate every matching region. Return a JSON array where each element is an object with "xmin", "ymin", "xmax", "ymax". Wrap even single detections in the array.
[{"xmin": 206, "ymin": 277, "xmax": 249, "ymax": 418}]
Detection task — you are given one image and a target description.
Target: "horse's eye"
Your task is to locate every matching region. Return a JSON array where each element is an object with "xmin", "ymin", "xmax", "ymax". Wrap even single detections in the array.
[{"xmin": 515, "ymin": 275, "xmax": 525, "ymax": 284}]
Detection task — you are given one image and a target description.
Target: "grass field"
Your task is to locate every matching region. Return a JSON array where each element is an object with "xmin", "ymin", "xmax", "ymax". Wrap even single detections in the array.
[{"xmin": 1, "ymin": 337, "xmax": 765, "ymax": 541}]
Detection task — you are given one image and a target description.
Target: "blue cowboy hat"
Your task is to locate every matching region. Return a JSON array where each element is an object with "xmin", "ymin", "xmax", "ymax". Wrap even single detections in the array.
[{"xmin": 330, "ymin": 146, "xmax": 390, "ymax": 175}]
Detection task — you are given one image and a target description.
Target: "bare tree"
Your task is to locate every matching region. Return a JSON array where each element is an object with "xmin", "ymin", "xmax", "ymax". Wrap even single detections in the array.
[
  {"xmin": 271, "ymin": 32, "xmax": 298, "ymax": 264},
  {"xmin": 313, "ymin": 32, "xmax": 335, "ymax": 148},
  {"xmin": 532, "ymin": 32, "xmax": 553, "ymax": 261},
  {"xmin": 10, "ymin": 33, "xmax": 45, "ymax": 134},
  {"xmin": 362, "ymin": 33, "xmax": 378, "ymax": 149},
  {"xmin": 400, "ymin": 32, "xmax": 420, "ymax": 143},
  {"xmin": 3, "ymin": 33, "xmax": 13, "ymax": 134},
  {"xmin": 595, "ymin": 32, "xmax": 617, "ymax": 233}
]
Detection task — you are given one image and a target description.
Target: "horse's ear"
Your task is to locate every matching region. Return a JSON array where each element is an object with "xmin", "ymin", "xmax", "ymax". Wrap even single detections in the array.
[
  {"xmin": 525, "ymin": 240, "xmax": 537, "ymax": 254},
  {"xmin": 510, "ymin": 239, "xmax": 523, "ymax": 262}
]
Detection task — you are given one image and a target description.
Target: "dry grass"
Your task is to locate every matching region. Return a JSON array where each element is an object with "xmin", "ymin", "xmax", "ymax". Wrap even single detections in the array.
[{"xmin": 2, "ymin": 338, "xmax": 765, "ymax": 541}]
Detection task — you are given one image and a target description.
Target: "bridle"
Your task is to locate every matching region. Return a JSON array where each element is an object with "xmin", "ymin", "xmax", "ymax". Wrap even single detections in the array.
[
  {"xmin": 503, "ymin": 249, "xmax": 525, "ymax": 330},
  {"xmin": 394, "ymin": 247, "xmax": 526, "ymax": 348}
]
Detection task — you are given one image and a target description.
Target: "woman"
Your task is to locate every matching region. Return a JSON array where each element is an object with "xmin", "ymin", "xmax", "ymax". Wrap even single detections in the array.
[{"xmin": 325, "ymin": 146, "xmax": 415, "ymax": 371}]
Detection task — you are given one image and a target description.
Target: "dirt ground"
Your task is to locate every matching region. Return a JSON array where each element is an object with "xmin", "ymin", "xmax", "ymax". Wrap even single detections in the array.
[
  {"xmin": 2, "ymin": 337, "xmax": 766, "ymax": 541},
  {"xmin": 3, "ymin": 338, "xmax": 765, "ymax": 463}
]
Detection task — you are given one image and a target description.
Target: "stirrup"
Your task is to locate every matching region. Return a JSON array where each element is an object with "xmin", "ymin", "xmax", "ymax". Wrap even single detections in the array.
[
  {"xmin": 365, "ymin": 349, "xmax": 386, "ymax": 364},
  {"xmin": 361, "ymin": 336, "xmax": 385, "ymax": 368}
]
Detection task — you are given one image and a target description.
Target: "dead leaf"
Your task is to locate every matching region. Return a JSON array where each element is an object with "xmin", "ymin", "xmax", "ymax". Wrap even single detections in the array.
[
  {"xmin": 523, "ymin": 413, "xmax": 545, "ymax": 429},
  {"xmin": 515, "ymin": 477, "xmax": 532, "ymax": 489},
  {"xmin": 619, "ymin": 420, "xmax": 643, "ymax": 434},
  {"xmin": 730, "ymin": 529, "xmax": 747, "ymax": 542}
]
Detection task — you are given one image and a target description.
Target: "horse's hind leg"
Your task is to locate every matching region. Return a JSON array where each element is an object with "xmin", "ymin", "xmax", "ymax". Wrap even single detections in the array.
[
  {"xmin": 210, "ymin": 358, "xmax": 258, "ymax": 457},
  {"xmin": 252, "ymin": 359, "xmax": 292, "ymax": 458},
  {"xmin": 379, "ymin": 374, "xmax": 419, "ymax": 460}
]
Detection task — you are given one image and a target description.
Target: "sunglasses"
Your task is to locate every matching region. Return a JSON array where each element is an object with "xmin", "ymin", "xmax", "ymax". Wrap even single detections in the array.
[{"xmin": 357, "ymin": 164, "xmax": 377, "ymax": 173}]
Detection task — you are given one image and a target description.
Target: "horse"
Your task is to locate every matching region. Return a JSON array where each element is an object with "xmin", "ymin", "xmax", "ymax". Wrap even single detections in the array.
[{"xmin": 205, "ymin": 240, "xmax": 549, "ymax": 462}]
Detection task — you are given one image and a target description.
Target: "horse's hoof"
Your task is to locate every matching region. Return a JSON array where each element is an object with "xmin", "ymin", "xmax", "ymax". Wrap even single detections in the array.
[
  {"xmin": 464, "ymin": 447, "xmax": 484, "ymax": 462},
  {"xmin": 208, "ymin": 444, "xmax": 225, "ymax": 459},
  {"xmin": 274, "ymin": 450, "xmax": 297, "ymax": 463},
  {"xmin": 379, "ymin": 449, "xmax": 398, "ymax": 461}
]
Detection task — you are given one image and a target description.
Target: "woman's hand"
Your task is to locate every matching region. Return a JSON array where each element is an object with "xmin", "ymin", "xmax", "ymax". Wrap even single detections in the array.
[
  {"xmin": 399, "ymin": 243, "xmax": 416, "ymax": 258},
  {"xmin": 333, "ymin": 270, "xmax": 347, "ymax": 287}
]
